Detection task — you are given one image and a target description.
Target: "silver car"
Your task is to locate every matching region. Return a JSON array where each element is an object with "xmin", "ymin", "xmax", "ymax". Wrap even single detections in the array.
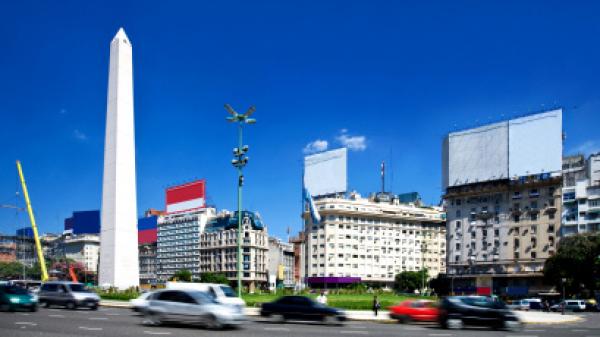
[{"xmin": 143, "ymin": 289, "xmax": 245, "ymax": 329}]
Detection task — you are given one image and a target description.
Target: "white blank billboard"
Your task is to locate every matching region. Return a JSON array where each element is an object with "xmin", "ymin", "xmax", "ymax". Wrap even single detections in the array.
[
  {"xmin": 304, "ymin": 148, "xmax": 347, "ymax": 196},
  {"xmin": 447, "ymin": 121, "xmax": 509, "ymax": 187},
  {"xmin": 443, "ymin": 109, "xmax": 562, "ymax": 188},
  {"xmin": 508, "ymin": 109, "xmax": 562, "ymax": 177}
]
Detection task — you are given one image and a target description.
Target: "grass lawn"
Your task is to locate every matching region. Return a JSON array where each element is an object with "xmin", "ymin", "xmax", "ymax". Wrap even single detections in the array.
[{"xmin": 242, "ymin": 293, "xmax": 435, "ymax": 310}]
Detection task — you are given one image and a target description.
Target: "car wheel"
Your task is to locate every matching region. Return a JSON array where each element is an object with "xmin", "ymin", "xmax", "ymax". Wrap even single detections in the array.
[
  {"xmin": 271, "ymin": 314, "xmax": 285, "ymax": 323},
  {"xmin": 42, "ymin": 300, "xmax": 51, "ymax": 308},
  {"xmin": 143, "ymin": 311, "xmax": 163, "ymax": 326},
  {"xmin": 90, "ymin": 304, "xmax": 98, "ymax": 311},
  {"xmin": 205, "ymin": 314, "xmax": 223, "ymax": 330},
  {"xmin": 504, "ymin": 320, "xmax": 523, "ymax": 332},
  {"xmin": 0, "ymin": 304, "xmax": 10, "ymax": 312},
  {"xmin": 323, "ymin": 315, "xmax": 338, "ymax": 325},
  {"xmin": 30, "ymin": 305, "xmax": 38, "ymax": 312},
  {"xmin": 445, "ymin": 318, "xmax": 463, "ymax": 330},
  {"xmin": 397, "ymin": 315, "xmax": 410, "ymax": 324},
  {"xmin": 65, "ymin": 301, "xmax": 76, "ymax": 310}
]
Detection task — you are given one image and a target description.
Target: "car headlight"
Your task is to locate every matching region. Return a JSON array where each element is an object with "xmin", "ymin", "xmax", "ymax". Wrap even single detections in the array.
[{"xmin": 9, "ymin": 297, "xmax": 20, "ymax": 304}]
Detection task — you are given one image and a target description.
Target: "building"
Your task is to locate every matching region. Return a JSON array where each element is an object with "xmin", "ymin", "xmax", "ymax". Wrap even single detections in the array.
[
  {"xmin": 0, "ymin": 235, "xmax": 17, "ymax": 262},
  {"xmin": 303, "ymin": 192, "xmax": 446, "ymax": 288},
  {"xmin": 64, "ymin": 210, "xmax": 100, "ymax": 234},
  {"xmin": 138, "ymin": 212, "xmax": 160, "ymax": 285},
  {"xmin": 289, "ymin": 232, "xmax": 306, "ymax": 289},
  {"xmin": 267, "ymin": 237, "xmax": 295, "ymax": 290},
  {"xmin": 200, "ymin": 211, "xmax": 269, "ymax": 292},
  {"xmin": 443, "ymin": 109, "xmax": 563, "ymax": 297},
  {"xmin": 562, "ymin": 153, "xmax": 600, "ymax": 236},
  {"xmin": 156, "ymin": 207, "xmax": 216, "ymax": 281},
  {"xmin": 99, "ymin": 28, "xmax": 139, "ymax": 289},
  {"xmin": 53, "ymin": 233, "xmax": 101, "ymax": 273}
]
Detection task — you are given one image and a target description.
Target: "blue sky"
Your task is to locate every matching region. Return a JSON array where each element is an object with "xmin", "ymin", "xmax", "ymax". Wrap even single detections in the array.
[{"xmin": 1, "ymin": 1, "xmax": 599, "ymax": 239}]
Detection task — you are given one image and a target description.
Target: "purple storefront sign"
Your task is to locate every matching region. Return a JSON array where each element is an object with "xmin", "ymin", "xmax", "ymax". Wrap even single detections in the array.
[{"xmin": 306, "ymin": 277, "xmax": 361, "ymax": 285}]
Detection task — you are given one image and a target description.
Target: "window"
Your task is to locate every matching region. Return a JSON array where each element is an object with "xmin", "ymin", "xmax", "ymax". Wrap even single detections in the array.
[
  {"xmin": 514, "ymin": 238, "xmax": 520, "ymax": 248},
  {"xmin": 456, "ymin": 210, "xmax": 461, "ymax": 217},
  {"xmin": 549, "ymin": 213, "xmax": 555, "ymax": 220},
  {"xmin": 455, "ymin": 221, "xmax": 461, "ymax": 230},
  {"xmin": 513, "ymin": 215, "xmax": 520, "ymax": 223},
  {"xmin": 531, "ymin": 252, "xmax": 537, "ymax": 259},
  {"xmin": 548, "ymin": 224, "xmax": 555, "ymax": 233},
  {"xmin": 531, "ymin": 225, "xmax": 537, "ymax": 234},
  {"xmin": 530, "ymin": 213, "xmax": 538, "ymax": 221}
]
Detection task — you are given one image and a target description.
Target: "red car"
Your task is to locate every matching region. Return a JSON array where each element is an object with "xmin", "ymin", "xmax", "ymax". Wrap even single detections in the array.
[{"xmin": 389, "ymin": 299, "xmax": 439, "ymax": 323}]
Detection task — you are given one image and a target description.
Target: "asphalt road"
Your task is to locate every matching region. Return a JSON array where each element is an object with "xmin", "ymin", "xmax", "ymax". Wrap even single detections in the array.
[{"xmin": 0, "ymin": 307, "xmax": 597, "ymax": 337}]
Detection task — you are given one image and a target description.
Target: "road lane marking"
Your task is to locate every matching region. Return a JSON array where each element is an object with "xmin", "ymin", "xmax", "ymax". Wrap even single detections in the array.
[
  {"xmin": 143, "ymin": 331, "xmax": 172, "ymax": 335},
  {"xmin": 106, "ymin": 313, "xmax": 121, "ymax": 316},
  {"xmin": 89, "ymin": 317, "xmax": 108, "ymax": 320},
  {"xmin": 429, "ymin": 334, "xmax": 453, "ymax": 337},
  {"xmin": 507, "ymin": 335, "xmax": 538, "ymax": 337},
  {"xmin": 15, "ymin": 322, "xmax": 37, "ymax": 326},
  {"xmin": 18, "ymin": 313, "xmax": 30, "ymax": 316},
  {"xmin": 573, "ymin": 330, "xmax": 589, "ymax": 332},
  {"xmin": 264, "ymin": 327, "xmax": 291, "ymax": 331},
  {"xmin": 49, "ymin": 314, "xmax": 65, "ymax": 318},
  {"xmin": 79, "ymin": 326, "xmax": 103, "ymax": 331},
  {"xmin": 525, "ymin": 330, "xmax": 545, "ymax": 332},
  {"xmin": 340, "ymin": 331, "xmax": 368, "ymax": 335}
]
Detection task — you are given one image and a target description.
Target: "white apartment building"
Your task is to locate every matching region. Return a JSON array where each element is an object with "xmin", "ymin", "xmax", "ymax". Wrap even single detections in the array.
[
  {"xmin": 303, "ymin": 192, "xmax": 446, "ymax": 288},
  {"xmin": 53, "ymin": 233, "xmax": 100, "ymax": 273},
  {"xmin": 563, "ymin": 153, "xmax": 600, "ymax": 236},
  {"xmin": 267, "ymin": 237, "xmax": 295, "ymax": 290},
  {"xmin": 156, "ymin": 208, "xmax": 216, "ymax": 281}
]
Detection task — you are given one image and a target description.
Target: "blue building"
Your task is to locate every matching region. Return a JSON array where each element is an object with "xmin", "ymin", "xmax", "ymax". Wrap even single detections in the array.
[
  {"xmin": 16, "ymin": 227, "xmax": 33, "ymax": 238},
  {"xmin": 64, "ymin": 210, "xmax": 100, "ymax": 234}
]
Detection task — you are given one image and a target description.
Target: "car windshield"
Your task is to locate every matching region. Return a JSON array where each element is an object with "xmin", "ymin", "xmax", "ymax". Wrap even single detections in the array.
[
  {"xmin": 2, "ymin": 286, "xmax": 29, "ymax": 295},
  {"xmin": 220, "ymin": 285, "xmax": 237, "ymax": 298},
  {"xmin": 190, "ymin": 291, "xmax": 218, "ymax": 304},
  {"xmin": 69, "ymin": 284, "xmax": 91, "ymax": 292}
]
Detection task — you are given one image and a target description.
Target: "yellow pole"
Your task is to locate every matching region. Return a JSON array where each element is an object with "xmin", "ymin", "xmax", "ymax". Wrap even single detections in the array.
[{"xmin": 16, "ymin": 160, "xmax": 49, "ymax": 281}]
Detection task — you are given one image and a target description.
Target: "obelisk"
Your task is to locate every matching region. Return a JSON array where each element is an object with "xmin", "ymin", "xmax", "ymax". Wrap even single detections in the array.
[{"xmin": 99, "ymin": 28, "xmax": 139, "ymax": 289}]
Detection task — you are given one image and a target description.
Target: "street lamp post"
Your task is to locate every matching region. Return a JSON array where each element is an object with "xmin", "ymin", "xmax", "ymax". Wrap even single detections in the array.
[{"xmin": 225, "ymin": 104, "xmax": 256, "ymax": 298}]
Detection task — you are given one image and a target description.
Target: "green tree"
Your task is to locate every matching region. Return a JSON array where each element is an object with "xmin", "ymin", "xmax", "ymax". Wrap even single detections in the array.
[
  {"xmin": 394, "ymin": 269, "xmax": 428, "ymax": 293},
  {"xmin": 171, "ymin": 269, "xmax": 192, "ymax": 282},
  {"xmin": 428, "ymin": 273, "xmax": 450, "ymax": 296},
  {"xmin": 200, "ymin": 272, "xmax": 229, "ymax": 284},
  {"xmin": 543, "ymin": 234, "xmax": 600, "ymax": 296},
  {"xmin": 0, "ymin": 261, "xmax": 26, "ymax": 279}
]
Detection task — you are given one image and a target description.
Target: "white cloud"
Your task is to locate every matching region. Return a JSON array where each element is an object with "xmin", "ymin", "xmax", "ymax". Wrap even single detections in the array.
[
  {"xmin": 571, "ymin": 140, "xmax": 600, "ymax": 156},
  {"xmin": 303, "ymin": 139, "xmax": 329, "ymax": 154},
  {"xmin": 73, "ymin": 129, "xmax": 88, "ymax": 141},
  {"xmin": 336, "ymin": 129, "xmax": 366, "ymax": 151}
]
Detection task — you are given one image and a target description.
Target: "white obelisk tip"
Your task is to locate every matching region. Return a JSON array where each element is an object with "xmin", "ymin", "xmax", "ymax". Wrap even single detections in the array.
[{"xmin": 114, "ymin": 27, "xmax": 129, "ymax": 40}]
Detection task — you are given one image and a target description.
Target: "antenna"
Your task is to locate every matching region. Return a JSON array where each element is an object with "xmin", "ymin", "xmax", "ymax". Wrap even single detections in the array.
[{"xmin": 381, "ymin": 161, "xmax": 385, "ymax": 193}]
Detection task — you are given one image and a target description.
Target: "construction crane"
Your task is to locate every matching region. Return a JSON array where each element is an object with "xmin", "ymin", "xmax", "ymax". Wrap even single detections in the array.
[{"xmin": 16, "ymin": 160, "xmax": 49, "ymax": 282}]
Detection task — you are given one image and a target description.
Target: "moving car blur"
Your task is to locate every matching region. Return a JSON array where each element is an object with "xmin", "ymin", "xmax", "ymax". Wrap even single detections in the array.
[
  {"xmin": 389, "ymin": 299, "xmax": 439, "ymax": 323},
  {"xmin": 130, "ymin": 291, "xmax": 152, "ymax": 313},
  {"xmin": 143, "ymin": 289, "xmax": 245, "ymax": 329},
  {"xmin": 438, "ymin": 296, "xmax": 522, "ymax": 331},
  {"xmin": 38, "ymin": 281, "xmax": 100, "ymax": 310},
  {"xmin": 260, "ymin": 295, "xmax": 346, "ymax": 324},
  {"xmin": 0, "ymin": 284, "xmax": 38, "ymax": 312}
]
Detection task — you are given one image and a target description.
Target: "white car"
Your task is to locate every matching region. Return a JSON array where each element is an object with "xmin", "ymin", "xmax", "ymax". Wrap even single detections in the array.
[
  {"xmin": 143, "ymin": 289, "xmax": 246, "ymax": 328},
  {"xmin": 166, "ymin": 282, "xmax": 245, "ymax": 309},
  {"xmin": 550, "ymin": 300, "xmax": 586, "ymax": 312},
  {"xmin": 130, "ymin": 292, "xmax": 152, "ymax": 313}
]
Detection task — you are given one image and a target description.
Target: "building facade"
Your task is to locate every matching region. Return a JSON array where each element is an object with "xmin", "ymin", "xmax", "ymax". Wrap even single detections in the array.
[
  {"xmin": 53, "ymin": 233, "xmax": 101, "ymax": 273},
  {"xmin": 289, "ymin": 233, "xmax": 306, "ymax": 289},
  {"xmin": 156, "ymin": 207, "xmax": 216, "ymax": 281},
  {"xmin": 562, "ymin": 153, "xmax": 600, "ymax": 236},
  {"xmin": 64, "ymin": 210, "xmax": 100, "ymax": 234},
  {"xmin": 444, "ymin": 176, "xmax": 562, "ymax": 296},
  {"xmin": 267, "ymin": 237, "xmax": 294, "ymax": 290},
  {"xmin": 303, "ymin": 192, "xmax": 446, "ymax": 288},
  {"xmin": 199, "ymin": 211, "xmax": 268, "ymax": 292}
]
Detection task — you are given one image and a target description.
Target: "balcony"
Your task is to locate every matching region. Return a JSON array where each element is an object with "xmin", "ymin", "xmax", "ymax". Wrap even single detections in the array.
[
  {"xmin": 510, "ymin": 207, "xmax": 522, "ymax": 215},
  {"xmin": 477, "ymin": 210, "xmax": 493, "ymax": 220}
]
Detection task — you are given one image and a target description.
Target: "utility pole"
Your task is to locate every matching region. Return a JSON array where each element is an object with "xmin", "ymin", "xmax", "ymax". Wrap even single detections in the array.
[{"xmin": 225, "ymin": 104, "xmax": 256, "ymax": 298}]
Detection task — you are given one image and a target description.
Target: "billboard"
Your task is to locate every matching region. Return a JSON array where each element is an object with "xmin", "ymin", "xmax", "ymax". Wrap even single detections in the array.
[
  {"xmin": 303, "ymin": 148, "xmax": 347, "ymax": 197},
  {"xmin": 443, "ymin": 109, "xmax": 562, "ymax": 188},
  {"xmin": 166, "ymin": 180, "xmax": 206, "ymax": 213},
  {"xmin": 445, "ymin": 121, "xmax": 509, "ymax": 187},
  {"xmin": 508, "ymin": 110, "xmax": 562, "ymax": 177}
]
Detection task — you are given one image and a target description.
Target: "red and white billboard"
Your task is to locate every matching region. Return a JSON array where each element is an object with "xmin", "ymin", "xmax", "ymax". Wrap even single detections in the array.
[{"xmin": 166, "ymin": 180, "xmax": 206, "ymax": 213}]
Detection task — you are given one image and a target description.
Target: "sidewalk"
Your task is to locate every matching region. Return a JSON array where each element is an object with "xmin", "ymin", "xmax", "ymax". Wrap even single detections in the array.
[{"xmin": 100, "ymin": 300, "xmax": 583, "ymax": 324}]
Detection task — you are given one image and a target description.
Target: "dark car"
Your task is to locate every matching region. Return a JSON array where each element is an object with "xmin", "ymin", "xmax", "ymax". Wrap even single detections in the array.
[
  {"xmin": 260, "ymin": 296, "xmax": 346, "ymax": 324},
  {"xmin": 438, "ymin": 296, "xmax": 522, "ymax": 331},
  {"xmin": 0, "ymin": 285, "xmax": 38, "ymax": 312}
]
